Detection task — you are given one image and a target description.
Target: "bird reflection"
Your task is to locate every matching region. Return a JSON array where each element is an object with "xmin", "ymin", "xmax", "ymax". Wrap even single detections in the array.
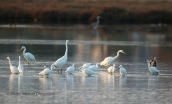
[
  {"xmin": 9, "ymin": 74, "xmax": 21, "ymax": 92},
  {"xmin": 81, "ymin": 76, "xmax": 96, "ymax": 87},
  {"xmin": 66, "ymin": 74, "xmax": 75, "ymax": 87},
  {"xmin": 119, "ymin": 75, "xmax": 126, "ymax": 88},
  {"xmin": 148, "ymin": 74, "xmax": 159, "ymax": 84},
  {"xmin": 39, "ymin": 77, "xmax": 53, "ymax": 90},
  {"xmin": 90, "ymin": 28, "xmax": 99, "ymax": 35}
]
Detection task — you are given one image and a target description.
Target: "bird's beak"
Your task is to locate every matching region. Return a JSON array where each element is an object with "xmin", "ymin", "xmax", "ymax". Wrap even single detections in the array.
[
  {"xmin": 19, "ymin": 49, "xmax": 22, "ymax": 52},
  {"xmin": 123, "ymin": 52, "xmax": 126, "ymax": 55}
]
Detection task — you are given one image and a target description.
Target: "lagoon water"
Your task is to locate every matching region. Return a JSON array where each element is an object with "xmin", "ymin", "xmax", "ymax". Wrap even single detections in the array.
[{"xmin": 0, "ymin": 24, "xmax": 172, "ymax": 104}]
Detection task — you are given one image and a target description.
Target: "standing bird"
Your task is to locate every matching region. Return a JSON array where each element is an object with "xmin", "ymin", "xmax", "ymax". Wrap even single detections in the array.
[
  {"xmin": 18, "ymin": 56, "xmax": 24, "ymax": 73},
  {"xmin": 82, "ymin": 68, "xmax": 95, "ymax": 76},
  {"xmin": 65, "ymin": 64, "xmax": 75, "ymax": 74},
  {"xmin": 100, "ymin": 50, "xmax": 126, "ymax": 71},
  {"xmin": 107, "ymin": 64, "xmax": 116, "ymax": 74},
  {"xmin": 19, "ymin": 46, "xmax": 36, "ymax": 66},
  {"xmin": 91, "ymin": 16, "xmax": 101, "ymax": 28},
  {"xmin": 89, "ymin": 63, "xmax": 100, "ymax": 72},
  {"xmin": 117, "ymin": 65, "xmax": 127, "ymax": 76},
  {"xmin": 6, "ymin": 57, "xmax": 20, "ymax": 74},
  {"xmin": 78, "ymin": 63, "xmax": 92, "ymax": 72},
  {"xmin": 54, "ymin": 40, "xmax": 72, "ymax": 72},
  {"xmin": 39, "ymin": 64, "xmax": 55, "ymax": 77},
  {"xmin": 146, "ymin": 60, "xmax": 159, "ymax": 75}
]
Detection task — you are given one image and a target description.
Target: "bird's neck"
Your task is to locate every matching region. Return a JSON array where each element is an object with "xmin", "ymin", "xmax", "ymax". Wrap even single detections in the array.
[
  {"xmin": 64, "ymin": 41, "xmax": 68, "ymax": 56},
  {"xmin": 8, "ymin": 59, "xmax": 12, "ymax": 66},
  {"xmin": 113, "ymin": 51, "xmax": 120, "ymax": 61},
  {"xmin": 148, "ymin": 62, "xmax": 150, "ymax": 68},
  {"xmin": 23, "ymin": 48, "xmax": 26, "ymax": 56},
  {"xmin": 51, "ymin": 65, "xmax": 54, "ymax": 71},
  {"xmin": 19, "ymin": 57, "xmax": 21, "ymax": 65}
]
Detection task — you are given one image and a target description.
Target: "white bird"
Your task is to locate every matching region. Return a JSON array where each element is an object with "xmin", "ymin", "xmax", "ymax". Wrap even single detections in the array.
[
  {"xmin": 107, "ymin": 64, "xmax": 116, "ymax": 74},
  {"xmin": 89, "ymin": 63, "xmax": 100, "ymax": 72},
  {"xmin": 18, "ymin": 56, "xmax": 24, "ymax": 73},
  {"xmin": 117, "ymin": 65, "xmax": 127, "ymax": 76},
  {"xmin": 100, "ymin": 50, "xmax": 126, "ymax": 71},
  {"xmin": 91, "ymin": 16, "xmax": 101, "ymax": 28},
  {"xmin": 78, "ymin": 63, "xmax": 92, "ymax": 72},
  {"xmin": 53, "ymin": 40, "xmax": 72, "ymax": 71},
  {"xmin": 146, "ymin": 60, "xmax": 159, "ymax": 74},
  {"xmin": 6, "ymin": 57, "xmax": 20, "ymax": 74},
  {"xmin": 65, "ymin": 64, "xmax": 75, "ymax": 74},
  {"xmin": 19, "ymin": 46, "xmax": 36, "ymax": 66},
  {"xmin": 39, "ymin": 64, "xmax": 55, "ymax": 76},
  {"xmin": 82, "ymin": 68, "xmax": 95, "ymax": 76}
]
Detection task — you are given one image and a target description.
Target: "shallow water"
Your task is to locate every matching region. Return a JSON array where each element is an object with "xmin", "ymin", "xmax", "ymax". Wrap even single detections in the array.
[{"xmin": 0, "ymin": 24, "xmax": 172, "ymax": 104}]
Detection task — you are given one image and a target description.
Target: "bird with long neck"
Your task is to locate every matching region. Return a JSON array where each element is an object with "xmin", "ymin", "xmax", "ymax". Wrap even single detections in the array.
[
  {"xmin": 39, "ymin": 64, "xmax": 55, "ymax": 76},
  {"xmin": 6, "ymin": 57, "xmax": 19, "ymax": 74},
  {"xmin": 100, "ymin": 50, "xmax": 126, "ymax": 71},
  {"xmin": 19, "ymin": 46, "xmax": 36, "ymax": 66},
  {"xmin": 18, "ymin": 56, "xmax": 24, "ymax": 73},
  {"xmin": 146, "ymin": 60, "xmax": 159, "ymax": 74},
  {"xmin": 54, "ymin": 40, "xmax": 72, "ymax": 72},
  {"xmin": 91, "ymin": 16, "xmax": 101, "ymax": 28}
]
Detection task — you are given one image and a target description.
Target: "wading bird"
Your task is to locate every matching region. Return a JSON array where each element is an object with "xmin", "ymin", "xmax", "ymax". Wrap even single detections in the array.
[
  {"xmin": 146, "ymin": 60, "xmax": 159, "ymax": 75},
  {"xmin": 82, "ymin": 68, "xmax": 95, "ymax": 76},
  {"xmin": 107, "ymin": 64, "xmax": 116, "ymax": 74},
  {"xmin": 65, "ymin": 64, "xmax": 75, "ymax": 74},
  {"xmin": 19, "ymin": 46, "xmax": 36, "ymax": 66},
  {"xmin": 6, "ymin": 57, "xmax": 19, "ymax": 74},
  {"xmin": 78, "ymin": 63, "xmax": 92, "ymax": 72},
  {"xmin": 39, "ymin": 64, "xmax": 55, "ymax": 77},
  {"xmin": 54, "ymin": 40, "xmax": 72, "ymax": 72},
  {"xmin": 91, "ymin": 16, "xmax": 101, "ymax": 28},
  {"xmin": 117, "ymin": 65, "xmax": 127, "ymax": 76},
  {"xmin": 100, "ymin": 50, "xmax": 126, "ymax": 71},
  {"xmin": 89, "ymin": 63, "xmax": 100, "ymax": 72},
  {"xmin": 18, "ymin": 56, "xmax": 24, "ymax": 73}
]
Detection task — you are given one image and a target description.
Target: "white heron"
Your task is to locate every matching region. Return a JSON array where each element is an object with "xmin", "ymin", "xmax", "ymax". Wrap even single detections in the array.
[
  {"xmin": 39, "ymin": 64, "xmax": 55, "ymax": 77},
  {"xmin": 82, "ymin": 68, "xmax": 95, "ymax": 76},
  {"xmin": 18, "ymin": 56, "xmax": 24, "ymax": 73},
  {"xmin": 89, "ymin": 63, "xmax": 100, "ymax": 72},
  {"xmin": 117, "ymin": 65, "xmax": 127, "ymax": 76},
  {"xmin": 146, "ymin": 60, "xmax": 159, "ymax": 74},
  {"xmin": 65, "ymin": 64, "xmax": 75, "ymax": 74},
  {"xmin": 78, "ymin": 63, "xmax": 92, "ymax": 72},
  {"xmin": 91, "ymin": 16, "xmax": 101, "ymax": 28},
  {"xmin": 19, "ymin": 46, "xmax": 36, "ymax": 66},
  {"xmin": 6, "ymin": 57, "xmax": 19, "ymax": 74},
  {"xmin": 54, "ymin": 40, "xmax": 72, "ymax": 71},
  {"xmin": 107, "ymin": 64, "xmax": 116, "ymax": 74},
  {"xmin": 100, "ymin": 50, "xmax": 126, "ymax": 71}
]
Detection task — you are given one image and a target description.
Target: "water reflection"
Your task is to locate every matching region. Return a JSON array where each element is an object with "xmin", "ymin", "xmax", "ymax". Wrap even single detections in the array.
[
  {"xmin": 119, "ymin": 75, "xmax": 126, "ymax": 88},
  {"xmin": 39, "ymin": 77, "xmax": 53, "ymax": 90},
  {"xmin": 90, "ymin": 29, "xmax": 99, "ymax": 36}
]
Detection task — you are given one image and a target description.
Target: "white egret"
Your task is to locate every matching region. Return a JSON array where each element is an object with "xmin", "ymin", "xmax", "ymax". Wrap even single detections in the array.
[
  {"xmin": 82, "ymin": 68, "xmax": 95, "ymax": 76},
  {"xmin": 65, "ymin": 64, "xmax": 75, "ymax": 74},
  {"xmin": 91, "ymin": 16, "xmax": 101, "ymax": 28},
  {"xmin": 6, "ymin": 57, "xmax": 19, "ymax": 74},
  {"xmin": 78, "ymin": 63, "xmax": 92, "ymax": 72},
  {"xmin": 89, "ymin": 63, "xmax": 100, "ymax": 72},
  {"xmin": 107, "ymin": 64, "xmax": 116, "ymax": 74},
  {"xmin": 117, "ymin": 65, "xmax": 127, "ymax": 76},
  {"xmin": 19, "ymin": 46, "xmax": 36, "ymax": 66},
  {"xmin": 54, "ymin": 40, "xmax": 72, "ymax": 71},
  {"xmin": 146, "ymin": 60, "xmax": 159, "ymax": 75},
  {"xmin": 39, "ymin": 64, "xmax": 55, "ymax": 77},
  {"xmin": 100, "ymin": 50, "xmax": 126, "ymax": 71},
  {"xmin": 18, "ymin": 56, "xmax": 24, "ymax": 73}
]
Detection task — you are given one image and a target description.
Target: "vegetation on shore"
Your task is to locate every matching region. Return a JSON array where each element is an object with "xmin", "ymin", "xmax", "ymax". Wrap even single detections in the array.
[{"xmin": 0, "ymin": 0, "xmax": 172, "ymax": 24}]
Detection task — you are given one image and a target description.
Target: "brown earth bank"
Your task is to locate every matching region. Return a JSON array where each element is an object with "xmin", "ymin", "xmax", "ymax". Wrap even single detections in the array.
[{"xmin": 0, "ymin": 0, "xmax": 172, "ymax": 24}]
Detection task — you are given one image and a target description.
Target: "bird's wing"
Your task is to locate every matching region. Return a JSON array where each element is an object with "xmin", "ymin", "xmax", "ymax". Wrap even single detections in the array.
[
  {"xmin": 85, "ymin": 68, "xmax": 95, "ymax": 75},
  {"xmin": 88, "ymin": 65, "xmax": 96, "ymax": 71},
  {"xmin": 39, "ymin": 68, "xmax": 49, "ymax": 75},
  {"xmin": 65, "ymin": 66, "xmax": 72, "ymax": 72},
  {"xmin": 54, "ymin": 56, "xmax": 67, "ymax": 66},
  {"xmin": 100, "ymin": 57, "xmax": 113, "ymax": 66},
  {"xmin": 150, "ymin": 67, "xmax": 159, "ymax": 72},
  {"xmin": 121, "ymin": 68, "xmax": 127, "ymax": 74},
  {"xmin": 25, "ymin": 52, "xmax": 36, "ymax": 61}
]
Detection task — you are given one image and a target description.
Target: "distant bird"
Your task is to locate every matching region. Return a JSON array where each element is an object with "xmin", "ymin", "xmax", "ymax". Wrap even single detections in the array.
[
  {"xmin": 6, "ymin": 57, "xmax": 19, "ymax": 74},
  {"xmin": 89, "ymin": 63, "xmax": 100, "ymax": 72},
  {"xmin": 18, "ymin": 56, "xmax": 24, "ymax": 73},
  {"xmin": 39, "ymin": 64, "xmax": 55, "ymax": 77},
  {"xmin": 107, "ymin": 64, "xmax": 116, "ymax": 74},
  {"xmin": 117, "ymin": 65, "xmax": 127, "ymax": 76},
  {"xmin": 82, "ymin": 68, "xmax": 95, "ymax": 76},
  {"xmin": 91, "ymin": 16, "xmax": 101, "ymax": 28},
  {"xmin": 100, "ymin": 50, "xmax": 126, "ymax": 71},
  {"xmin": 150, "ymin": 57, "xmax": 158, "ymax": 67},
  {"xmin": 146, "ymin": 60, "xmax": 159, "ymax": 75},
  {"xmin": 19, "ymin": 46, "xmax": 36, "ymax": 66},
  {"xmin": 78, "ymin": 63, "xmax": 92, "ymax": 72},
  {"xmin": 65, "ymin": 64, "xmax": 75, "ymax": 74},
  {"xmin": 54, "ymin": 40, "xmax": 72, "ymax": 72}
]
